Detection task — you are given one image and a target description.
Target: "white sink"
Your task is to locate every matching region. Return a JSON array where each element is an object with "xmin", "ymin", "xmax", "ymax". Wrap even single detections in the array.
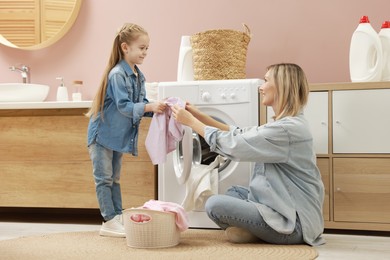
[{"xmin": 0, "ymin": 83, "xmax": 50, "ymax": 102}]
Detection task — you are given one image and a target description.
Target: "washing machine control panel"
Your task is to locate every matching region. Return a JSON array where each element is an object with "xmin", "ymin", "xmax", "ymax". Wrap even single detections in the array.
[
  {"xmin": 199, "ymin": 86, "xmax": 249, "ymax": 105},
  {"xmin": 158, "ymin": 79, "xmax": 262, "ymax": 106},
  {"xmin": 201, "ymin": 91, "xmax": 212, "ymax": 102}
]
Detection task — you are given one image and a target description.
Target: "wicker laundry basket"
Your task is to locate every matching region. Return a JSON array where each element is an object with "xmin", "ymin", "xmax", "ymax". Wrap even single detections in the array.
[
  {"xmin": 123, "ymin": 208, "xmax": 180, "ymax": 248},
  {"xmin": 190, "ymin": 24, "xmax": 251, "ymax": 80}
]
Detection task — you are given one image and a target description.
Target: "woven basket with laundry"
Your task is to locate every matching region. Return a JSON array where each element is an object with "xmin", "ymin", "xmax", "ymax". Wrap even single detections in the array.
[{"xmin": 123, "ymin": 208, "xmax": 180, "ymax": 248}]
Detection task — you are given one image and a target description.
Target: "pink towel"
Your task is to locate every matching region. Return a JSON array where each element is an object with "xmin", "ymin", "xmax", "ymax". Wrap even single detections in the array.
[
  {"xmin": 145, "ymin": 97, "xmax": 186, "ymax": 165},
  {"xmin": 141, "ymin": 200, "xmax": 189, "ymax": 232}
]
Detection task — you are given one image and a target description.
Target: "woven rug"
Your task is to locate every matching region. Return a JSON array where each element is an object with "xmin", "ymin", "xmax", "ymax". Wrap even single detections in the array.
[{"xmin": 0, "ymin": 229, "xmax": 318, "ymax": 260}]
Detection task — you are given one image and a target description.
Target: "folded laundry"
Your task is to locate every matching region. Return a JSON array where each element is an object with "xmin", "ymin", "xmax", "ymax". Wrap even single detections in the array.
[{"xmin": 140, "ymin": 199, "xmax": 189, "ymax": 232}]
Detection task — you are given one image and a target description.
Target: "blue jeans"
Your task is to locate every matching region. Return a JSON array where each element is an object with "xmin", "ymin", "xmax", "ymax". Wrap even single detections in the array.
[
  {"xmin": 205, "ymin": 186, "xmax": 304, "ymax": 244},
  {"xmin": 88, "ymin": 142, "xmax": 123, "ymax": 221}
]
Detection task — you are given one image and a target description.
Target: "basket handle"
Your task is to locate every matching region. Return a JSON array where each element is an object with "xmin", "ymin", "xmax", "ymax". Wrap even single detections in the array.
[
  {"xmin": 130, "ymin": 213, "xmax": 152, "ymax": 224},
  {"xmin": 242, "ymin": 23, "xmax": 251, "ymax": 37}
]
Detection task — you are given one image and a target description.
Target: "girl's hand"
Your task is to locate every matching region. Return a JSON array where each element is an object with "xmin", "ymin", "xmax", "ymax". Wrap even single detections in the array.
[
  {"xmin": 155, "ymin": 102, "xmax": 167, "ymax": 113},
  {"xmin": 148, "ymin": 102, "xmax": 167, "ymax": 114}
]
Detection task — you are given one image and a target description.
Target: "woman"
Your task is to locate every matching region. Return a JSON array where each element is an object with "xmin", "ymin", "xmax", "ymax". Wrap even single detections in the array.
[{"xmin": 171, "ymin": 63, "xmax": 325, "ymax": 246}]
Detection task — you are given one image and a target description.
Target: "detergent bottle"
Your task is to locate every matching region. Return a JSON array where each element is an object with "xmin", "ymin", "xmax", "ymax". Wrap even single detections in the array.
[
  {"xmin": 349, "ymin": 15, "xmax": 383, "ymax": 82},
  {"xmin": 379, "ymin": 21, "xmax": 390, "ymax": 81},
  {"xmin": 177, "ymin": 36, "xmax": 194, "ymax": 81}
]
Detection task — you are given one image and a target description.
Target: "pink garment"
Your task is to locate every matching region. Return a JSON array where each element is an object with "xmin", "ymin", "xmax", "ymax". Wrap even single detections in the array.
[
  {"xmin": 145, "ymin": 97, "xmax": 186, "ymax": 165},
  {"xmin": 141, "ymin": 199, "xmax": 189, "ymax": 232}
]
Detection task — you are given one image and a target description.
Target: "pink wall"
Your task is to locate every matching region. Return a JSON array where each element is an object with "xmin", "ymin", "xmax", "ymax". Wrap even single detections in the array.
[{"xmin": 1, "ymin": 0, "xmax": 389, "ymax": 101}]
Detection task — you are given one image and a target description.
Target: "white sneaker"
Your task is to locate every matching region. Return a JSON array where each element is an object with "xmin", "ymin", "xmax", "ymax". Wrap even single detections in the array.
[
  {"xmin": 117, "ymin": 214, "xmax": 124, "ymax": 225},
  {"xmin": 99, "ymin": 215, "xmax": 125, "ymax": 238},
  {"xmin": 225, "ymin": 227, "xmax": 259, "ymax": 243}
]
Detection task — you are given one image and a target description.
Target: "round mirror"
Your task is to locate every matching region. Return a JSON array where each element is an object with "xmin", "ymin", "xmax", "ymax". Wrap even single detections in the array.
[{"xmin": 0, "ymin": 0, "xmax": 83, "ymax": 50}]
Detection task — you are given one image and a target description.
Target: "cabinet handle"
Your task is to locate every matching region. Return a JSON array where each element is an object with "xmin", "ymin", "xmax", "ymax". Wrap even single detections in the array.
[
  {"xmin": 336, "ymin": 187, "xmax": 341, "ymax": 192},
  {"xmin": 321, "ymin": 121, "xmax": 326, "ymax": 125},
  {"xmin": 335, "ymin": 120, "xmax": 341, "ymax": 124}
]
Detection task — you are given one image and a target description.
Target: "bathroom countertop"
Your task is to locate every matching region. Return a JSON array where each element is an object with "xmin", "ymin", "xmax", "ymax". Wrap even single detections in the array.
[{"xmin": 0, "ymin": 101, "xmax": 93, "ymax": 110}]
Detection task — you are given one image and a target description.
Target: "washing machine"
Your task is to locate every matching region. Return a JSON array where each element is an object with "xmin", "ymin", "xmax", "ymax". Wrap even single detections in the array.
[{"xmin": 157, "ymin": 79, "xmax": 262, "ymax": 228}]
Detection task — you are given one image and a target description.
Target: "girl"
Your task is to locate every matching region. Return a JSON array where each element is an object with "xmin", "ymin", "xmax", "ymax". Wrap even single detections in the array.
[
  {"xmin": 171, "ymin": 63, "xmax": 325, "ymax": 246},
  {"xmin": 86, "ymin": 23, "xmax": 166, "ymax": 237}
]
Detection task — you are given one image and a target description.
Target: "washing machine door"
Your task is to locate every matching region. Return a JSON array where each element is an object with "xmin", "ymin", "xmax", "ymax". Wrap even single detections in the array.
[
  {"xmin": 172, "ymin": 108, "xmax": 234, "ymax": 185},
  {"xmin": 173, "ymin": 126, "xmax": 201, "ymax": 184}
]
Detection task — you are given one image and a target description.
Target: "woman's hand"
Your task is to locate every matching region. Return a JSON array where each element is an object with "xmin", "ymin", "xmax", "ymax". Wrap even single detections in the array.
[
  {"xmin": 171, "ymin": 105, "xmax": 195, "ymax": 126},
  {"xmin": 185, "ymin": 102, "xmax": 202, "ymax": 118},
  {"xmin": 172, "ymin": 104, "xmax": 207, "ymax": 137},
  {"xmin": 182, "ymin": 102, "xmax": 229, "ymax": 131}
]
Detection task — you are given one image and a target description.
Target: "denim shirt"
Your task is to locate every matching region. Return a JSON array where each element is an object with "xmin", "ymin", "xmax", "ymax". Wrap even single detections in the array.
[
  {"xmin": 87, "ymin": 60, "xmax": 152, "ymax": 155},
  {"xmin": 204, "ymin": 112, "xmax": 325, "ymax": 246}
]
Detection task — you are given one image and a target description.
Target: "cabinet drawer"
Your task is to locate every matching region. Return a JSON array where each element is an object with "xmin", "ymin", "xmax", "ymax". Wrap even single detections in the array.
[
  {"xmin": 268, "ymin": 92, "xmax": 329, "ymax": 154},
  {"xmin": 317, "ymin": 158, "xmax": 330, "ymax": 221},
  {"xmin": 0, "ymin": 160, "xmax": 155, "ymax": 208},
  {"xmin": 0, "ymin": 116, "xmax": 151, "ymax": 162},
  {"xmin": 305, "ymin": 92, "xmax": 328, "ymax": 154},
  {"xmin": 333, "ymin": 89, "xmax": 390, "ymax": 153},
  {"xmin": 333, "ymin": 158, "xmax": 390, "ymax": 223}
]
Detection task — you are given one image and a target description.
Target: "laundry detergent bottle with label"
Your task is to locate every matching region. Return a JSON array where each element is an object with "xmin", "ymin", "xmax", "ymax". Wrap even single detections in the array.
[
  {"xmin": 177, "ymin": 36, "xmax": 194, "ymax": 81},
  {"xmin": 349, "ymin": 15, "xmax": 383, "ymax": 82},
  {"xmin": 379, "ymin": 21, "xmax": 390, "ymax": 81}
]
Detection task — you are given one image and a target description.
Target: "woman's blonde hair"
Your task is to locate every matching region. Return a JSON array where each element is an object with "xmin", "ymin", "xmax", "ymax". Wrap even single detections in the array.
[
  {"xmin": 86, "ymin": 23, "xmax": 148, "ymax": 119},
  {"xmin": 267, "ymin": 63, "xmax": 309, "ymax": 120}
]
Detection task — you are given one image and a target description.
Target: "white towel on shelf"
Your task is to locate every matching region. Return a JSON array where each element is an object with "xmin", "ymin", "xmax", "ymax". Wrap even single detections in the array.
[{"xmin": 181, "ymin": 155, "xmax": 222, "ymax": 212}]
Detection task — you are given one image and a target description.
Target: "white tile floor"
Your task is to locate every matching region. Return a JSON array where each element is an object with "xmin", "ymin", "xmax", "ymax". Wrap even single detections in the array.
[{"xmin": 1, "ymin": 210, "xmax": 390, "ymax": 260}]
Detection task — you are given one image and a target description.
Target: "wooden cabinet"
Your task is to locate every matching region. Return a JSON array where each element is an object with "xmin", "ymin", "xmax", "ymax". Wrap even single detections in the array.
[
  {"xmin": 309, "ymin": 82, "xmax": 390, "ymax": 231},
  {"xmin": 0, "ymin": 108, "xmax": 156, "ymax": 209}
]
